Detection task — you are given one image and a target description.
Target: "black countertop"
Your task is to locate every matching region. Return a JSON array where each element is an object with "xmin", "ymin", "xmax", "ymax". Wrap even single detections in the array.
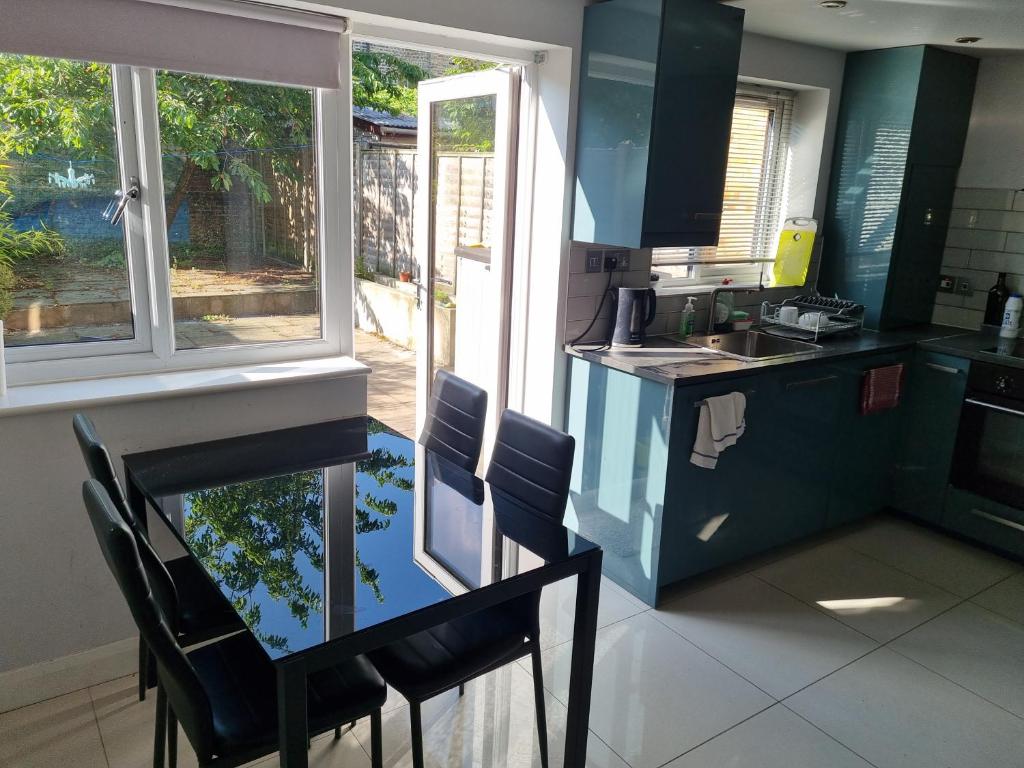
[
  {"xmin": 565, "ymin": 325, "xmax": 974, "ymax": 386},
  {"xmin": 919, "ymin": 332, "xmax": 1024, "ymax": 369}
]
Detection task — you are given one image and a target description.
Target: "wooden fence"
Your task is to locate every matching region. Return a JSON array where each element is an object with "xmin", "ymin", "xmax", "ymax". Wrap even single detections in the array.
[{"xmin": 354, "ymin": 145, "xmax": 494, "ymax": 284}]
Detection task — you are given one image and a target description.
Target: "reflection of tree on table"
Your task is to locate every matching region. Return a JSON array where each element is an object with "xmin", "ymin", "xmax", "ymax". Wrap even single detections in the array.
[
  {"xmin": 355, "ymin": 421, "xmax": 415, "ymax": 604},
  {"xmin": 185, "ymin": 471, "xmax": 325, "ymax": 653}
]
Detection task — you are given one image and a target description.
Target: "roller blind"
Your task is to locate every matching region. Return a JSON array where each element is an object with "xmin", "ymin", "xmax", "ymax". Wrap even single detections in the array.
[
  {"xmin": 653, "ymin": 84, "xmax": 794, "ymax": 281},
  {"xmin": 0, "ymin": 0, "xmax": 346, "ymax": 88}
]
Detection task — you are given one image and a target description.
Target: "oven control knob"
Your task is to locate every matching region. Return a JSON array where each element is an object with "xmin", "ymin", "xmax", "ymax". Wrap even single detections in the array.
[{"xmin": 996, "ymin": 375, "xmax": 1013, "ymax": 394}]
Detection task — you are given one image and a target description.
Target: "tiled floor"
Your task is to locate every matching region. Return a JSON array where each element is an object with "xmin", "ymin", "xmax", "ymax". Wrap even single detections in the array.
[
  {"xmin": 3, "ymin": 515, "xmax": 1022, "ymax": 768},
  {"xmin": 357, "ymin": 329, "xmax": 416, "ymax": 439}
]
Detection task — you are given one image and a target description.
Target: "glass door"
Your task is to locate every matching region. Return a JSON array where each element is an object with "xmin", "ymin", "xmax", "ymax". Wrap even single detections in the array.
[{"xmin": 414, "ymin": 68, "xmax": 520, "ymax": 465}]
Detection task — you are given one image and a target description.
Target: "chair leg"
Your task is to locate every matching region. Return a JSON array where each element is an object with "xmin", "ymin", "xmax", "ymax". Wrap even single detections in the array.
[
  {"xmin": 370, "ymin": 709, "xmax": 383, "ymax": 768},
  {"xmin": 458, "ymin": 682, "xmax": 465, "ymax": 697},
  {"xmin": 409, "ymin": 702, "xmax": 425, "ymax": 768},
  {"xmin": 334, "ymin": 726, "xmax": 342, "ymax": 740},
  {"xmin": 139, "ymin": 638, "xmax": 149, "ymax": 702},
  {"xmin": 153, "ymin": 684, "xmax": 166, "ymax": 768},
  {"xmin": 167, "ymin": 705, "xmax": 178, "ymax": 768},
  {"xmin": 530, "ymin": 646, "xmax": 550, "ymax": 768}
]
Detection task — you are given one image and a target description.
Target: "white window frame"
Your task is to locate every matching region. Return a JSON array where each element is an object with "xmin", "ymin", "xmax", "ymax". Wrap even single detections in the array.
[
  {"xmin": 653, "ymin": 82, "xmax": 794, "ymax": 290},
  {"xmin": 4, "ymin": 49, "xmax": 351, "ymax": 387}
]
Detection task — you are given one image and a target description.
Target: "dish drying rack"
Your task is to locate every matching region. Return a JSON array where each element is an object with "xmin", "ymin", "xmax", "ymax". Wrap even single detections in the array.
[{"xmin": 759, "ymin": 295, "xmax": 864, "ymax": 342}]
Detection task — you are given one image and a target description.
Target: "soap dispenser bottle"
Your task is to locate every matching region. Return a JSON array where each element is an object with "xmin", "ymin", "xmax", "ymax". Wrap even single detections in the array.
[{"xmin": 679, "ymin": 296, "xmax": 697, "ymax": 338}]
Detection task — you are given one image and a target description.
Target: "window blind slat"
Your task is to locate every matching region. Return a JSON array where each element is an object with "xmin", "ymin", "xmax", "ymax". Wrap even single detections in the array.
[{"xmin": 0, "ymin": 0, "xmax": 345, "ymax": 88}]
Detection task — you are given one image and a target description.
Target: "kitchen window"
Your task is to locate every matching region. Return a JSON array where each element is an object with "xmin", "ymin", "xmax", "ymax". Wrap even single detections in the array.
[
  {"xmin": 0, "ymin": 1, "xmax": 348, "ymax": 386},
  {"xmin": 653, "ymin": 84, "xmax": 794, "ymax": 287}
]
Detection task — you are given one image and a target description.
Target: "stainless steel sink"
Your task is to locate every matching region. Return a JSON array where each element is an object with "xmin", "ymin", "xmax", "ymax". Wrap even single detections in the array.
[{"xmin": 688, "ymin": 331, "xmax": 821, "ymax": 361}]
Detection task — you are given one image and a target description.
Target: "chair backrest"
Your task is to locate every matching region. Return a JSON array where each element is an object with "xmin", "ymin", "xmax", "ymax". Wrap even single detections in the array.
[
  {"xmin": 419, "ymin": 370, "xmax": 488, "ymax": 472},
  {"xmin": 72, "ymin": 414, "xmax": 142, "ymax": 534},
  {"xmin": 73, "ymin": 413, "xmax": 182, "ymax": 639},
  {"xmin": 485, "ymin": 409, "xmax": 575, "ymax": 521},
  {"xmin": 82, "ymin": 480, "xmax": 217, "ymax": 762}
]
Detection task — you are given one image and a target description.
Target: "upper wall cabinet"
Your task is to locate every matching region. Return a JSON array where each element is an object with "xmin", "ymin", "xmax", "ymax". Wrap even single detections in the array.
[
  {"xmin": 817, "ymin": 46, "xmax": 977, "ymax": 330},
  {"xmin": 571, "ymin": 0, "xmax": 744, "ymax": 249}
]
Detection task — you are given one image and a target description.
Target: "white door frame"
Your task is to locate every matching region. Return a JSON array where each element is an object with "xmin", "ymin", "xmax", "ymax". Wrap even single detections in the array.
[{"xmin": 413, "ymin": 68, "xmax": 521, "ymax": 457}]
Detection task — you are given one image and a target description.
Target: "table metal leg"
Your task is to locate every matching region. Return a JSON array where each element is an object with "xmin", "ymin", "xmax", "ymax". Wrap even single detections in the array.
[
  {"xmin": 277, "ymin": 658, "xmax": 309, "ymax": 768},
  {"xmin": 563, "ymin": 550, "xmax": 602, "ymax": 768}
]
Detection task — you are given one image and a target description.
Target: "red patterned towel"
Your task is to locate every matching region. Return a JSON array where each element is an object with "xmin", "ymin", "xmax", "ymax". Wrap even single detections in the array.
[{"xmin": 861, "ymin": 364, "xmax": 905, "ymax": 415}]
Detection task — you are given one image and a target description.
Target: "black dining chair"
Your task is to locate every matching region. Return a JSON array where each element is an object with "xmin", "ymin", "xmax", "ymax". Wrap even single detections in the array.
[
  {"xmin": 73, "ymin": 413, "xmax": 243, "ymax": 702},
  {"xmin": 419, "ymin": 370, "xmax": 488, "ymax": 472},
  {"xmin": 369, "ymin": 409, "xmax": 576, "ymax": 768},
  {"xmin": 82, "ymin": 479, "xmax": 387, "ymax": 768}
]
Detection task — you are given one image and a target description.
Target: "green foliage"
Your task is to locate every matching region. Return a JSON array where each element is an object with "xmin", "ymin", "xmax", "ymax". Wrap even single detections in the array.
[
  {"xmin": 0, "ymin": 261, "xmax": 14, "ymax": 319},
  {"xmin": 0, "ymin": 162, "xmax": 67, "ymax": 267},
  {"xmin": 352, "ymin": 51, "xmax": 428, "ymax": 116},
  {"xmin": 354, "ymin": 255, "xmax": 375, "ymax": 281}
]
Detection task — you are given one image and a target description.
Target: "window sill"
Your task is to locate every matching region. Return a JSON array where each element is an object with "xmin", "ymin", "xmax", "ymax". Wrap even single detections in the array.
[
  {"xmin": 655, "ymin": 282, "xmax": 763, "ymax": 297},
  {"xmin": 0, "ymin": 356, "xmax": 371, "ymax": 418}
]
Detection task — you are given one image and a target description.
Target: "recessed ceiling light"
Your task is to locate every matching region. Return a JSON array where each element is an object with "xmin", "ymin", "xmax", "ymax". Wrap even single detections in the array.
[
  {"xmin": 955, "ymin": 36, "xmax": 983, "ymax": 44},
  {"xmin": 819, "ymin": 0, "xmax": 848, "ymax": 8}
]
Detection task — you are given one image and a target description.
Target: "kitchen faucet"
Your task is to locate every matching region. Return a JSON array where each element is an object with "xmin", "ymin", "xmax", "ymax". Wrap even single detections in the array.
[{"xmin": 707, "ymin": 283, "xmax": 763, "ymax": 333}]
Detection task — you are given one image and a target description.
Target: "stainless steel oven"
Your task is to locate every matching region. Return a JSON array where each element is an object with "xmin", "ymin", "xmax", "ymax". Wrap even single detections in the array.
[{"xmin": 950, "ymin": 362, "xmax": 1024, "ymax": 514}]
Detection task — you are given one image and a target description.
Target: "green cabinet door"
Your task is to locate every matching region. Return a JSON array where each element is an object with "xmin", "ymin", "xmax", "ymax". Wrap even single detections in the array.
[
  {"xmin": 893, "ymin": 351, "xmax": 969, "ymax": 523},
  {"xmin": 825, "ymin": 351, "xmax": 911, "ymax": 528}
]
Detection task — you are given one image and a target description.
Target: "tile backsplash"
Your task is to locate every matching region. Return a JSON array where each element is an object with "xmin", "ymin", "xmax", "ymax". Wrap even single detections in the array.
[
  {"xmin": 563, "ymin": 245, "xmax": 810, "ymax": 344},
  {"xmin": 932, "ymin": 188, "xmax": 1024, "ymax": 330}
]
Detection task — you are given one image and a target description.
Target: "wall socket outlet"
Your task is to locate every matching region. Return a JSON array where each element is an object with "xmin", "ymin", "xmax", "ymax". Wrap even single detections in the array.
[
  {"xmin": 605, "ymin": 249, "xmax": 630, "ymax": 271},
  {"xmin": 937, "ymin": 274, "xmax": 955, "ymax": 293},
  {"xmin": 955, "ymin": 277, "xmax": 972, "ymax": 295},
  {"xmin": 585, "ymin": 250, "xmax": 603, "ymax": 273}
]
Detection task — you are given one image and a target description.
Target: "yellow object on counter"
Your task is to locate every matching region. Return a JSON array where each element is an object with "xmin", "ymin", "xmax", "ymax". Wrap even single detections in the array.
[{"xmin": 772, "ymin": 218, "xmax": 817, "ymax": 287}]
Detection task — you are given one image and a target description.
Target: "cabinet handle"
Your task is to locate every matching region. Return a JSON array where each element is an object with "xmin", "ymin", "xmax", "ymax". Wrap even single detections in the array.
[
  {"xmin": 925, "ymin": 363, "xmax": 961, "ymax": 375},
  {"xmin": 786, "ymin": 374, "xmax": 838, "ymax": 390},
  {"xmin": 964, "ymin": 398, "xmax": 1024, "ymax": 418},
  {"xmin": 969, "ymin": 508, "xmax": 1024, "ymax": 534}
]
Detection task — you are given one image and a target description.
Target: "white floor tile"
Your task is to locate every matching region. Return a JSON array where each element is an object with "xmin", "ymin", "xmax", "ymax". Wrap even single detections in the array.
[
  {"xmin": 538, "ymin": 575, "xmax": 647, "ymax": 650},
  {"xmin": 840, "ymin": 517, "xmax": 1018, "ymax": 597},
  {"xmin": 891, "ymin": 601, "xmax": 1024, "ymax": 718},
  {"xmin": 971, "ymin": 570, "xmax": 1024, "ymax": 626},
  {"xmin": 754, "ymin": 540, "xmax": 960, "ymax": 642},
  {"xmin": 787, "ymin": 648, "xmax": 1024, "ymax": 768},
  {"xmin": 664, "ymin": 704, "xmax": 874, "ymax": 768},
  {"xmin": 652, "ymin": 574, "xmax": 877, "ymax": 698},
  {"xmin": 541, "ymin": 612, "xmax": 773, "ymax": 768},
  {"xmin": 351, "ymin": 665, "xmax": 628, "ymax": 768},
  {"xmin": 0, "ymin": 688, "xmax": 107, "ymax": 768},
  {"xmin": 250, "ymin": 729, "xmax": 371, "ymax": 767},
  {"xmin": 90, "ymin": 675, "xmax": 200, "ymax": 768}
]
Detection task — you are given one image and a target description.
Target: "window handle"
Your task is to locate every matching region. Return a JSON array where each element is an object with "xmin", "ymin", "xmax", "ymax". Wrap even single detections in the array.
[{"xmin": 104, "ymin": 177, "xmax": 140, "ymax": 226}]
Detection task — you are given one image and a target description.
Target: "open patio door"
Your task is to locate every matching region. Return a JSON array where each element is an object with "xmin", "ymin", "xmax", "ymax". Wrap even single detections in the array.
[{"xmin": 413, "ymin": 68, "xmax": 521, "ymax": 464}]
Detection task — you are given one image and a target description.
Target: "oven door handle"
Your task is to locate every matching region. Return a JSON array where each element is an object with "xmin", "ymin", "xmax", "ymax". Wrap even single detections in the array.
[{"xmin": 964, "ymin": 397, "xmax": 1024, "ymax": 418}]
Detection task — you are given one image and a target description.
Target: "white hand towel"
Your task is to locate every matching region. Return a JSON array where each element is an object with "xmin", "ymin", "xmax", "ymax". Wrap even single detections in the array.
[{"xmin": 690, "ymin": 392, "xmax": 746, "ymax": 469}]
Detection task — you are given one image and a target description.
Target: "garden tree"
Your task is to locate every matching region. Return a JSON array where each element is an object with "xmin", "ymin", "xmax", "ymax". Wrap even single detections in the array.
[{"xmin": 0, "ymin": 51, "xmax": 428, "ymax": 270}]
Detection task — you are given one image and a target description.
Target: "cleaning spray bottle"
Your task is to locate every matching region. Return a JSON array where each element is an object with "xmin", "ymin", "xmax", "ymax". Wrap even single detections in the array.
[{"xmin": 679, "ymin": 296, "xmax": 698, "ymax": 338}]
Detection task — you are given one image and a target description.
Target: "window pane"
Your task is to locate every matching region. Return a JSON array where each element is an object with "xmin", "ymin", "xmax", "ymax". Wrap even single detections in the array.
[
  {"xmin": 0, "ymin": 54, "xmax": 134, "ymax": 347},
  {"xmin": 156, "ymin": 72, "xmax": 321, "ymax": 349}
]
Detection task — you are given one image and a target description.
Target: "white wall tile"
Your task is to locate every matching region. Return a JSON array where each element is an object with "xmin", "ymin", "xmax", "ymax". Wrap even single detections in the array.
[
  {"xmin": 1006, "ymin": 233, "xmax": 1024, "ymax": 254},
  {"xmin": 953, "ymin": 188, "xmax": 1015, "ymax": 211},
  {"xmin": 942, "ymin": 248, "xmax": 970, "ymax": 268},
  {"xmin": 946, "ymin": 228, "xmax": 1008, "ymax": 251},
  {"xmin": 969, "ymin": 250, "xmax": 1024, "ymax": 273},
  {"xmin": 1014, "ymin": 191, "xmax": 1024, "ymax": 213},
  {"xmin": 932, "ymin": 304, "xmax": 984, "ymax": 330}
]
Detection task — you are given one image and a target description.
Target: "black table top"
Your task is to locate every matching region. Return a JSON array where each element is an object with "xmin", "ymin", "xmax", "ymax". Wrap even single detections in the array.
[{"xmin": 123, "ymin": 416, "xmax": 597, "ymax": 661}]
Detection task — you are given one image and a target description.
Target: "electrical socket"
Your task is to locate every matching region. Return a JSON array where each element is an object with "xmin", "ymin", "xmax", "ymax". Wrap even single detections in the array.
[
  {"xmin": 605, "ymin": 249, "xmax": 630, "ymax": 272},
  {"xmin": 955, "ymin": 276, "xmax": 972, "ymax": 295},
  {"xmin": 585, "ymin": 249, "xmax": 603, "ymax": 273},
  {"xmin": 937, "ymin": 274, "xmax": 955, "ymax": 293}
]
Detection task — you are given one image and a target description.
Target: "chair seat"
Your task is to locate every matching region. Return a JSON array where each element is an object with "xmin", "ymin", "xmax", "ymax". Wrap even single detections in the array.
[
  {"xmin": 187, "ymin": 632, "xmax": 387, "ymax": 757},
  {"xmin": 368, "ymin": 595, "xmax": 538, "ymax": 701},
  {"xmin": 164, "ymin": 556, "xmax": 244, "ymax": 641}
]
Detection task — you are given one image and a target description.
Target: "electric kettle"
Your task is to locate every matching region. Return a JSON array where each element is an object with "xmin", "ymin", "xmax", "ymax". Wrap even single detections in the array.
[{"xmin": 609, "ymin": 287, "xmax": 657, "ymax": 347}]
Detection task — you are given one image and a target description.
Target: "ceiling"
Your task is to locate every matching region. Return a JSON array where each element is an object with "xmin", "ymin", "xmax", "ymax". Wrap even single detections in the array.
[{"xmin": 723, "ymin": 0, "xmax": 1024, "ymax": 55}]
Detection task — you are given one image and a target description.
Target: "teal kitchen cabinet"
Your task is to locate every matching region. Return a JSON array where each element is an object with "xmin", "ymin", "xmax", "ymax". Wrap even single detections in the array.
[
  {"xmin": 817, "ymin": 46, "xmax": 977, "ymax": 330},
  {"xmin": 825, "ymin": 351, "xmax": 911, "ymax": 528},
  {"xmin": 893, "ymin": 351, "xmax": 970, "ymax": 523},
  {"xmin": 572, "ymin": 0, "xmax": 743, "ymax": 249}
]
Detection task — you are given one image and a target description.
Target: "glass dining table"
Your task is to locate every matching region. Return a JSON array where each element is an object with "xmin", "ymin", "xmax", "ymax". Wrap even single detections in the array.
[{"xmin": 122, "ymin": 416, "xmax": 602, "ymax": 768}]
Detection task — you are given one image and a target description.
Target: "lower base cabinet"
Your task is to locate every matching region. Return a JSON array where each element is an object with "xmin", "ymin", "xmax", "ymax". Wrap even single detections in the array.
[{"xmin": 566, "ymin": 350, "xmax": 918, "ymax": 605}]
